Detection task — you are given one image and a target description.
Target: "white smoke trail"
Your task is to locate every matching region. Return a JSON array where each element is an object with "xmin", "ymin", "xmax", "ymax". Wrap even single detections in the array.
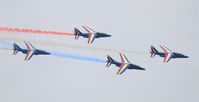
[{"xmin": 0, "ymin": 37, "xmax": 148, "ymax": 55}]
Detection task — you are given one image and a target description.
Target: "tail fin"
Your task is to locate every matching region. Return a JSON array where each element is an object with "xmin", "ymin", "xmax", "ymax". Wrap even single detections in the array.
[
  {"xmin": 13, "ymin": 43, "xmax": 21, "ymax": 55},
  {"xmin": 106, "ymin": 55, "xmax": 115, "ymax": 67},
  {"xmin": 150, "ymin": 46, "xmax": 158, "ymax": 58},
  {"xmin": 74, "ymin": 28, "xmax": 82, "ymax": 40}
]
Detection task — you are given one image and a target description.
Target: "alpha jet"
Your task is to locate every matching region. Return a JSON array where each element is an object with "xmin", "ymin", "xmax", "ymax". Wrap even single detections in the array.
[
  {"xmin": 150, "ymin": 45, "xmax": 189, "ymax": 63},
  {"xmin": 74, "ymin": 25, "xmax": 111, "ymax": 44},
  {"xmin": 106, "ymin": 53, "xmax": 145, "ymax": 75},
  {"xmin": 13, "ymin": 41, "xmax": 50, "ymax": 61}
]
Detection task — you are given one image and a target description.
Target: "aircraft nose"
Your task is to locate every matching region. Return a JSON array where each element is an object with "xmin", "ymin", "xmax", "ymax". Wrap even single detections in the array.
[
  {"xmin": 105, "ymin": 34, "xmax": 111, "ymax": 37},
  {"xmin": 46, "ymin": 52, "xmax": 51, "ymax": 55},
  {"xmin": 43, "ymin": 51, "xmax": 51, "ymax": 55},
  {"xmin": 180, "ymin": 54, "xmax": 189, "ymax": 58},
  {"xmin": 184, "ymin": 55, "xmax": 189, "ymax": 58},
  {"xmin": 140, "ymin": 68, "xmax": 146, "ymax": 70},
  {"xmin": 178, "ymin": 53, "xmax": 189, "ymax": 58}
]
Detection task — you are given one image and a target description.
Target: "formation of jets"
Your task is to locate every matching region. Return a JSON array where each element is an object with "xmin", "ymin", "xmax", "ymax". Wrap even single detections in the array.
[
  {"xmin": 150, "ymin": 45, "xmax": 189, "ymax": 63},
  {"xmin": 3, "ymin": 25, "xmax": 189, "ymax": 75}
]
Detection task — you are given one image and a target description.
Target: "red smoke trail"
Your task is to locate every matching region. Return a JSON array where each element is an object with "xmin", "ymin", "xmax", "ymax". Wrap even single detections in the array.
[{"xmin": 0, "ymin": 27, "xmax": 75, "ymax": 36}]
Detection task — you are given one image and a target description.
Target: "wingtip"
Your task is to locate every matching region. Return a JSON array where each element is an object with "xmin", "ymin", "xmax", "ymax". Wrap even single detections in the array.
[
  {"xmin": 163, "ymin": 60, "xmax": 167, "ymax": 63},
  {"xmin": 27, "ymin": 41, "xmax": 31, "ymax": 44},
  {"xmin": 82, "ymin": 25, "xmax": 86, "ymax": 28},
  {"xmin": 151, "ymin": 45, "xmax": 155, "ymax": 48},
  {"xmin": 159, "ymin": 45, "xmax": 168, "ymax": 50},
  {"xmin": 159, "ymin": 44, "xmax": 164, "ymax": 48},
  {"xmin": 116, "ymin": 72, "xmax": 119, "ymax": 75}
]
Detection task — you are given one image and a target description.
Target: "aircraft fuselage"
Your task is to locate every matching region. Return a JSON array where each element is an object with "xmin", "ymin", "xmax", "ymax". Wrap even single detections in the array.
[
  {"xmin": 113, "ymin": 61, "xmax": 145, "ymax": 70},
  {"xmin": 156, "ymin": 52, "xmax": 188, "ymax": 59},
  {"xmin": 81, "ymin": 32, "xmax": 111, "ymax": 38},
  {"xmin": 17, "ymin": 49, "xmax": 50, "ymax": 55}
]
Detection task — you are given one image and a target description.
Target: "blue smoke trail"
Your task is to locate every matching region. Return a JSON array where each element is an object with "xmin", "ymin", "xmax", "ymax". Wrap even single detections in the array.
[
  {"xmin": 0, "ymin": 41, "xmax": 107, "ymax": 63},
  {"xmin": 49, "ymin": 50, "xmax": 107, "ymax": 63},
  {"xmin": 0, "ymin": 41, "xmax": 13, "ymax": 49}
]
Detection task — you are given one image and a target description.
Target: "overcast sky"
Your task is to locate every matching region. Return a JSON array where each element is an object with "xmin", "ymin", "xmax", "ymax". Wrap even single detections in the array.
[{"xmin": 0, "ymin": 0, "xmax": 199, "ymax": 102}]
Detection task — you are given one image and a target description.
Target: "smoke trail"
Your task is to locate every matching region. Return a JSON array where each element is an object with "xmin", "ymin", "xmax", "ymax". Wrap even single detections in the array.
[
  {"xmin": 0, "ymin": 27, "xmax": 148, "ymax": 55},
  {"xmin": 50, "ymin": 51, "xmax": 107, "ymax": 63},
  {"xmin": 0, "ymin": 47, "xmax": 12, "ymax": 50},
  {"xmin": 0, "ymin": 41, "xmax": 107, "ymax": 63},
  {"xmin": 0, "ymin": 41, "xmax": 13, "ymax": 49},
  {"xmin": 0, "ymin": 27, "xmax": 74, "ymax": 36},
  {"xmin": 0, "ymin": 37, "xmax": 148, "ymax": 55}
]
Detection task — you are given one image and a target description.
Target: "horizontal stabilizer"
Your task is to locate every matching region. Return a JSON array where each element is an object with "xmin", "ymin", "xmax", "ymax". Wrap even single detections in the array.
[{"xmin": 106, "ymin": 55, "xmax": 115, "ymax": 67}]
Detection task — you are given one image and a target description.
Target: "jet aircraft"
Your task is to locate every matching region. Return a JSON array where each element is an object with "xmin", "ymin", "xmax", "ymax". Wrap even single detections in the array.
[
  {"xmin": 74, "ymin": 25, "xmax": 111, "ymax": 44},
  {"xmin": 150, "ymin": 45, "xmax": 189, "ymax": 63},
  {"xmin": 106, "ymin": 53, "xmax": 145, "ymax": 75},
  {"xmin": 13, "ymin": 41, "xmax": 51, "ymax": 61}
]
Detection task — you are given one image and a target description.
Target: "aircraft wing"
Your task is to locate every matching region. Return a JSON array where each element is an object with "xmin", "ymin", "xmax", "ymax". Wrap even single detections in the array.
[
  {"xmin": 82, "ymin": 25, "xmax": 95, "ymax": 44},
  {"xmin": 24, "ymin": 50, "xmax": 35, "ymax": 61},
  {"xmin": 160, "ymin": 45, "xmax": 173, "ymax": 63},
  {"xmin": 119, "ymin": 53, "xmax": 130, "ymax": 63},
  {"xmin": 116, "ymin": 63, "xmax": 128, "ymax": 75},
  {"xmin": 82, "ymin": 25, "xmax": 95, "ymax": 33},
  {"xmin": 116, "ymin": 53, "xmax": 129, "ymax": 75},
  {"xmin": 160, "ymin": 45, "xmax": 172, "ymax": 53},
  {"xmin": 163, "ymin": 53, "xmax": 175, "ymax": 63},
  {"xmin": 24, "ymin": 41, "xmax": 31, "ymax": 50},
  {"xmin": 24, "ymin": 41, "xmax": 35, "ymax": 61},
  {"xmin": 27, "ymin": 42, "xmax": 36, "ymax": 49}
]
